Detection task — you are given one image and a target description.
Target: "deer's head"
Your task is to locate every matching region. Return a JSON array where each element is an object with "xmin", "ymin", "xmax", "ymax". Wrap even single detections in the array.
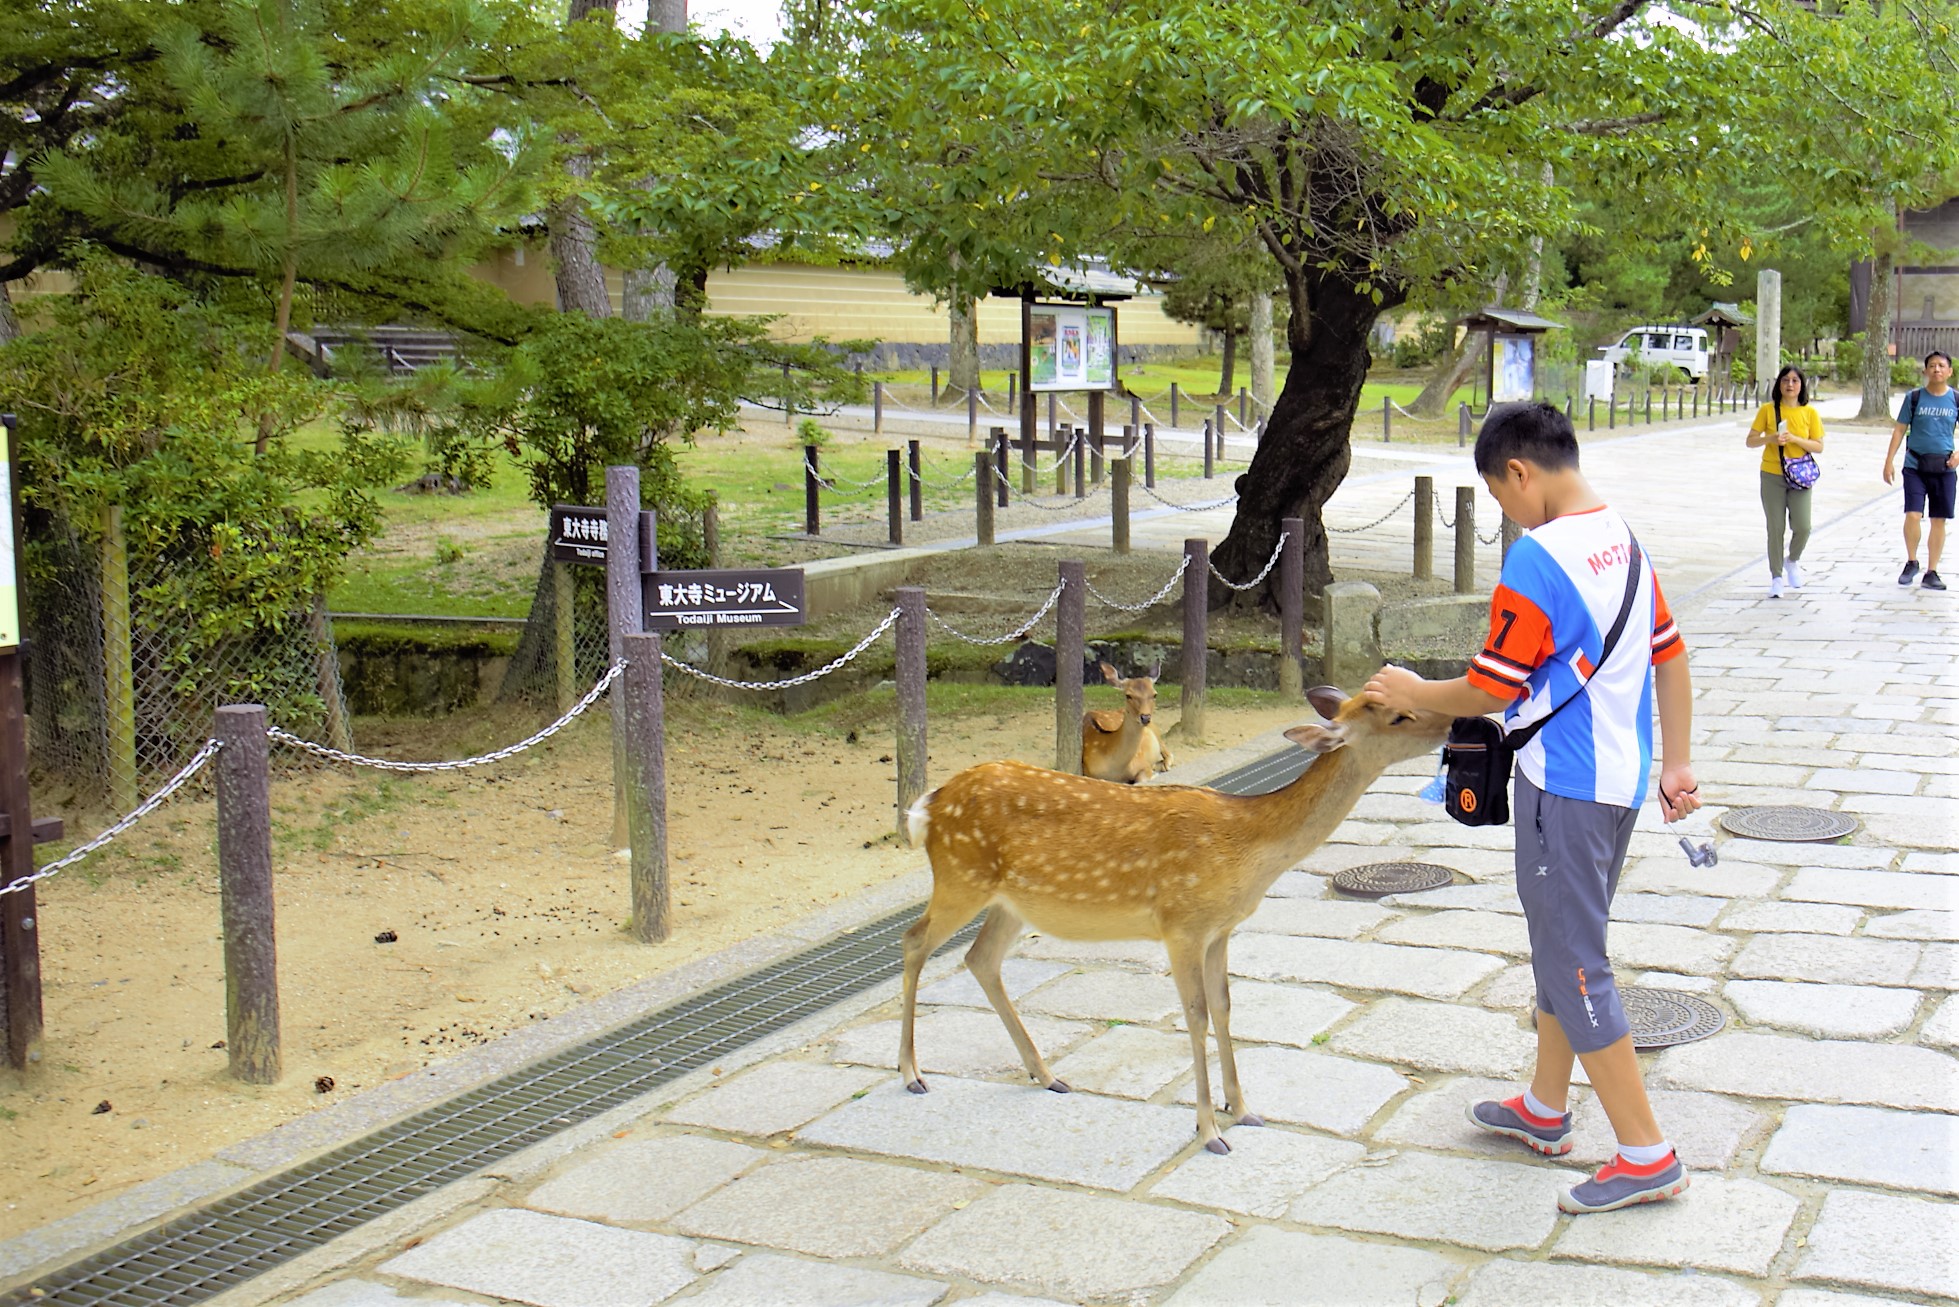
[
  {"xmin": 1283, "ymin": 685, "xmax": 1451, "ymax": 767},
  {"xmin": 1100, "ymin": 661, "xmax": 1160, "ymax": 727}
]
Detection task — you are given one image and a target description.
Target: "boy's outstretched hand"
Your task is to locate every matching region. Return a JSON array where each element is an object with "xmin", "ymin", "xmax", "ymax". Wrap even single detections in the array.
[
  {"xmin": 1658, "ymin": 765, "xmax": 1701, "ymax": 823},
  {"xmin": 1362, "ymin": 664, "xmax": 1426, "ymax": 714}
]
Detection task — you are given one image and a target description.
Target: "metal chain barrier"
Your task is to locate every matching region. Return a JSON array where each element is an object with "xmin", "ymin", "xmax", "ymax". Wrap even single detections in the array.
[
  {"xmin": 1139, "ymin": 480, "xmax": 1238, "ymax": 512},
  {"xmin": 1208, "ymin": 532, "xmax": 1290, "ymax": 591},
  {"xmin": 270, "ymin": 661, "xmax": 625, "ymax": 772},
  {"xmin": 927, "ymin": 582, "xmax": 1067, "ymax": 645},
  {"xmin": 0, "ymin": 739, "xmax": 226, "ymax": 896},
  {"xmin": 1327, "ymin": 488, "xmax": 1417, "ymax": 535},
  {"xmin": 1434, "ymin": 496, "xmax": 1455, "ymax": 529},
  {"xmin": 803, "ymin": 453, "xmax": 886, "ymax": 495},
  {"xmin": 994, "ymin": 466, "xmax": 1109, "ymax": 511},
  {"xmin": 1084, "ymin": 554, "xmax": 1192, "ymax": 611},
  {"xmin": 661, "ymin": 606, "xmax": 900, "ymax": 690}
]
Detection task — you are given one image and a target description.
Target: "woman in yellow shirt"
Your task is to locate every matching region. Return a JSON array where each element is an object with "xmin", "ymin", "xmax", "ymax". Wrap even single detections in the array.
[{"xmin": 1745, "ymin": 366, "xmax": 1824, "ymax": 598}]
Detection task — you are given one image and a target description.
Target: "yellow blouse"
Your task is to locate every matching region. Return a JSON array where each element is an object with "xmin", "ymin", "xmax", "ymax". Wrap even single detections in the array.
[{"xmin": 1750, "ymin": 402, "xmax": 1825, "ymax": 475}]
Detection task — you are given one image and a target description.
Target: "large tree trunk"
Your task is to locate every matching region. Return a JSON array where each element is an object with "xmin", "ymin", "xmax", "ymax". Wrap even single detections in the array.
[
  {"xmin": 948, "ymin": 292, "xmax": 979, "ymax": 397},
  {"xmin": 550, "ymin": 0, "xmax": 619, "ymax": 318},
  {"xmin": 1210, "ymin": 270, "xmax": 1398, "ymax": 610},
  {"xmin": 1250, "ymin": 289, "xmax": 1275, "ymax": 419},
  {"xmin": 621, "ymin": 2, "xmax": 687, "ymax": 322},
  {"xmin": 0, "ymin": 278, "xmax": 21, "ymax": 344},
  {"xmin": 1860, "ymin": 203, "xmax": 1898, "ymax": 420},
  {"xmin": 1216, "ymin": 328, "xmax": 1237, "ymax": 398}
]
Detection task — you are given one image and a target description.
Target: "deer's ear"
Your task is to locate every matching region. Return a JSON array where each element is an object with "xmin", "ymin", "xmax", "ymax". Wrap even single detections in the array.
[
  {"xmin": 1100, "ymin": 662, "xmax": 1121, "ymax": 685},
  {"xmin": 1148, "ymin": 659, "xmax": 1162, "ymax": 681},
  {"xmin": 1306, "ymin": 686, "xmax": 1347, "ymax": 721},
  {"xmin": 1284, "ymin": 723, "xmax": 1346, "ymax": 754}
]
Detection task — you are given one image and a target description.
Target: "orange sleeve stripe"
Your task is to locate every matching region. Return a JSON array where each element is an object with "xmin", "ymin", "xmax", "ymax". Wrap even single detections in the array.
[{"xmin": 1467, "ymin": 664, "xmax": 1529, "ymax": 700}]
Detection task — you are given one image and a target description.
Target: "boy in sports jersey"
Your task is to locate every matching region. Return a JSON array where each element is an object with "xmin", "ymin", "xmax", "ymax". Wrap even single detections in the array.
[{"xmin": 1363, "ymin": 401, "xmax": 1701, "ymax": 1215}]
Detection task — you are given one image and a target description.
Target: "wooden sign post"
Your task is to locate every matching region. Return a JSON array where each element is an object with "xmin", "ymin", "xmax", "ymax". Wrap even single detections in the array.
[{"xmin": 1, "ymin": 412, "xmax": 44, "ymax": 1070}]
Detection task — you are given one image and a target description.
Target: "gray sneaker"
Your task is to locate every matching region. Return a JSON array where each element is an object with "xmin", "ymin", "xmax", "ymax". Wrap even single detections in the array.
[
  {"xmin": 1901, "ymin": 560, "xmax": 1922, "ymax": 585},
  {"xmin": 1560, "ymin": 1151, "xmax": 1689, "ymax": 1214},
  {"xmin": 1925, "ymin": 570, "xmax": 1947, "ymax": 591},
  {"xmin": 1467, "ymin": 1096, "xmax": 1573, "ymax": 1156}
]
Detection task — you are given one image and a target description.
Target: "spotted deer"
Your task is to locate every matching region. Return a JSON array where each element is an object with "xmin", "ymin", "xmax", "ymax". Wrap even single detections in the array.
[
  {"xmin": 1081, "ymin": 662, "xmax": 1172, "ymax": 784},
  {"xmin": 899, "ymin": 686, "xmax": 1452, "ymax": 1154}
]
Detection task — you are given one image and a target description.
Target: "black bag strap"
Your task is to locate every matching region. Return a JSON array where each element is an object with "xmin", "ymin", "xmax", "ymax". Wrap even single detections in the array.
[{"xmin": 1505, "ymin": 531, "xmax": 1644, "ymax": 752}]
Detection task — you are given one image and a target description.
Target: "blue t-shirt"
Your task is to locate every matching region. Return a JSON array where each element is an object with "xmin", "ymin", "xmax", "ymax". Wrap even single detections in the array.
[{"xmin": 1899, "ymin": 388, "xmax": 1957, "ymax": 457}]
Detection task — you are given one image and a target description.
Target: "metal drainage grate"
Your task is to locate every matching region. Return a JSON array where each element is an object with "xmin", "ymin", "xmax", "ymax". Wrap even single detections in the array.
[
  {"xmin": 1333, "ymin": 862, "xmax": 1455, "ymax": 899},
  {"xmin": 7, "ymin": 744, "xmax": 1305, "ymax": 1307},
  {"xmin": 1624, "ymin": 987, "xmax": 1727, "ymax": 1050},
  {"xmin": 4, "ymin": 903, "xmax": 978, "ymax": 1307},
  {"xmin": 1718, "ymin": 805, "xmax": 1859, "ymax": 843}
]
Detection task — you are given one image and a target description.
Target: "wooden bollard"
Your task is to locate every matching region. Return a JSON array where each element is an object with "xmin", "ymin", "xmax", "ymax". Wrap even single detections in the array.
[
  {"xmin": 1144, "ymin": 422, "xmax": 1156, "ymax": 487},
  {"xmin": 1458, "ymin": 403, "xmax": 1471, "ymax": 447},
  {"xmin": 783, "ymin": 361, "xmax": 793, "ymax": 425},
  {"xmin": 1383, "ymin": 395, "xmax": 1392, "ymax": 443},
  {"xmin": 1121, "ymin": 422, "xmax": 1136, "ymax": 460},
  {"xmin": 802, "ymin": 443, "xmax": 820, "ymax": 536},
  {"xmin": 1055, "ymin": 560, "xmax": 1085, "ymax": 773},
  {"xmin": 930, "ymin": 364, "xmax": 940, "ymax": 405},
  {"xmin": 1279, "ymin": 517, "xmax": 1304, "ymax": 697},
  {"xmin": 887, "ymin": 449, "xmax": 903, "ymax": 545},
  {"xmin": 1454, "ymin": 486, "xmax": 1476, "ymax": 595},
  {"xmin": 606, "ymin": 465, "xmax": 642, "ymax": 849},
  {"xmin": 967, "ymin": 385, "xmax": 979, "ymax": 445},
  {"xmin": 1645, "ymin": 389, "xmax": 1653, "ymax": 424},
  {"xmin": 1072, "ymin": 427, "xmax": 1086, "ymax": 499},
  {"xmin": 1181, "ymin": 539, "xmax": 1208, "ymax": 743},
  {"xmin": 1203, "ymin": 420, "xmax": 1214, "ymax": 478},
  {"xmin": 894, "ymin": 587, "xmax": 928, "ymax": 840},
  {"xmin": 975, "ymin": 452, "xmax": 995, "ymax": 545},
  {"xmin": 1170, "ymin": 381, "xmax": 1181, "ymax": 428},
  {"xmin": 215, "ymin": 704, "xmax": 280, "ymax": 1084},
  {"xmin": 992, "ymin": 427, "xmax": 1009, "ymax": 508},
  {"xmin": 1608, "ymin": 392, "xmax": 1616, "ymax": 429},
  {"xmin": 1112, "ymin": 458, "xmax": 1131, "ymax": 555},
  {"xmin": 1047, "ymin": 392, "xmax": 1058, "ymax": 444},
  {"xmin": 1588, "ymin": 396, "xmax": 1596, "ymax": 431},
  {"xmin": 1129, "ymin": 393, "xmax": 1141, "ymax": 433},
  {"xmin": 1053, "ymin": 423, "xmax": 1069, "ymax": 497},
  {"xmin": 1007, "ymin": 372, "xmax": 1018, "ymax": 411},
  {"xmin": 621, "ymin": 630, "xmax": 669, "ymax": 943},
  {"xmin": 908, "ymin": 440, "xmax": 923, "ymax": 522},
  {"xmin": 873, "ymin": 380, "xmax": 884, "ymax": 436},
  {"xmin": 1239, "ymin": 388, "xmax": 1250, "ymax": 428},
  {"xmin": 1019, "ymin": 425, "xmax": 1035, "ymax": 496},
  {"xmin": 1502, "ymin": 514, "xmax": 1523, "ymax": 560},
  {"xmin": 1090, "ymin": 426, "xmax": 1104, "ymax": 485},
  {"xmin": 1414, "ymin": 475, "xmax": 1434, "ymax": 581},
  {"xmin": 1214, "ymin": 404, "xmax": 1228, "ymax": 456}
]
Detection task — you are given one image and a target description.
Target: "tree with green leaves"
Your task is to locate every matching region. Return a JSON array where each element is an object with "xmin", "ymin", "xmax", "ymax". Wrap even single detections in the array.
[
  {"xmin": 812, "ymin": 0, "xmax": 1959, "ymax": 607},
  {"xmin": 1146, "ymin": 231, "xmax": 1277, "ymax": 398}
]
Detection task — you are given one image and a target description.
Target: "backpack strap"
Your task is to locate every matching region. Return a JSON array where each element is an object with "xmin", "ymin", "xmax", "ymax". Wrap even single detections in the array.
[{"xmin": 1505, "ymin": 533, "xmax": 1645, "ymax": 752}]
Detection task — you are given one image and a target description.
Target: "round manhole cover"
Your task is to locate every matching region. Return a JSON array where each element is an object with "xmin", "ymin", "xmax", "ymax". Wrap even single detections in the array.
[
  {"xmin": 1718, "ymin": 805, "xmax": 1859, "ymax": 842},
  {"xmin": 1624, "ymin": 986, "xmax": 1727, "ymax": 1050},
  {"xmin": 1332, "ymin": 862, "xmax": 1455, "ymax": 899}
]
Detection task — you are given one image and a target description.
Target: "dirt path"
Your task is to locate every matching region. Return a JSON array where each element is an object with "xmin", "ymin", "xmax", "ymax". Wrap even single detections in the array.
[{"xmin": 0, "ymin": 690, "xmax": 1313, "ymax": 1240}]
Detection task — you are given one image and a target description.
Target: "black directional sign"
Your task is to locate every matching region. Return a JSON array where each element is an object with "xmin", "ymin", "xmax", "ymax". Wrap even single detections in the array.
[
  {"xmin": 644, "ymin": 568, "xmax": 807, "ymax": 630},
  {"xmin": 548, "ymin": 504, "xmax": 609, "ymax": 565}
]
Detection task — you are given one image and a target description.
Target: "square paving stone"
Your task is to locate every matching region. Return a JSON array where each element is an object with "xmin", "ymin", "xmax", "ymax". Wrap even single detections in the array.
[
  {"xmin": 1777, "ymin": 1291, "xmax": 1930, "ymax": 1307},
  {"xmin": 1383, "ymin": 883, "xmax": 1521, "ymax": 914},
  {"xmin": 1789, "ymin": 868, "xmax": 1959, "ymax": 911},
  {"xmin": 1906, "ymin": 852, "xmax": 1959, "ymax": 875},
  {"xmin": 1239, "ymin": 897, "xmax": 1399, "ymax": 938},
  {"xmin": 830, "ymin": 1009, "xmax": 1093, "ymax": 1081},
  {"xmin": 1796, "ymin": 1190, "xmax": 1959, "ymax": 1300},
  {"xmin": 1808, "ymin": 768, "xmax": 1924, "ymax": 795},
  {"xmin": 378, "ymin": 1208, "xmax": 698, "ymax": 1307},
  {"xmin": 1175, "ymin": 1044, "xmax": 1410, "ymax": 1137},
  {"xmin": 1651, "ymin": 1031, "xmax": 1959, "ymax": 1112},
  {"xmin": 1020, "ymin": 968, "xmax": 1180, "ymax": 1023},
  {"xmin": 1550, "ymin": 1174, "xmax": 1799, "ymax": 1275},
  {"xmin": 1265, "ymin": 869, "xmax": 1329, "ymax": 898},
  {"xmin": 1477, "ymin": 965, "xmax": 1541, "ymax": 1012},
  {"xmin": 681, "ymin": 1254, "xmax": 948, "ymax": 1307},
  {"xmin": 1861, "ymin": 813, "xmax": 1959, "ymax": 851},
  {"xmin": 1375, "ymin": 910, "xmax": 1530, "ymax": 956},
  {"xmin": 1050, "ymin": 1025, "xmax": 1195, "ymax": 1099},
  {"xmin": 1227, "ymin": 934, "xmax": 1503, "ymax": 999},
  {"xmin": 1605, "ymin": 921, "xmax": 1736, "ymax": 974},
  {"xmin": 1172, "ymin": 979, "xmax": 1355, "ymax": 1048},
  {"xmin": 1325, "ymin": 997, "xmax": 1534, "ymax": 1076},
  {"xmin": 1865, "ymin": 909, "xmax": 1959, "ymax": 941},
  {"xmin": 670, "ymin": 1155, "xmax": 982, "ymax": 1258},
  {"xmin": 1147, "ymin": 1126, "xmax": 1366, "ymax": 1217},
  {"xmin": 1921, "ymin": 994, "xmax": 1959, "ymax": 1050},
  {"xmin": 898, "ymin": 1184, "xmax": 1229, "ymax": 1303},
  {"xmin": 1456, "ymin": 1259, "xmax": 1758, "ymax": 1307},
  {"xmin": 1016, "ymin": 935, "xmax": 1169, "ymax": 971},
  {"xmin": 525, "ymin": 1135, "xmax": 766, "ymax": 1224},
  {"xmin": 1372, "ymin": 1076, "xmax": 1588, "ymax": 1162},
  {"xmin": 1913, "ymin": 942, "xmax": 1958, "ymax": 989},
  {"xmin": 1722, "ymin": 980, "xmax": 1922, "ymax": 1039},
  {"xmin": 666, "ymin": 1062, "xmax": 886, "ymax": 1138},
  {"xmin": 1716, "ymin": 900, "xmax": 1865, "ymax": 935},
  {"xmin": 1730, "ymin": 933, "xmax": 1922, "ymax": 988},
  {"xmin": 1619, "ymin": 858, "xmax": 1782, "ymax": 898},
  {"xmin": 799, "ymin": 1076, "xmax": 1195, "ymax": 1191},
  {"xmin": 286, "ymin": 1284, "xmax": 478, "ymax": 1307},
  {"xmin": 1286, "ymin": 1152, "xmax": 1566, "ymax": 1251},
  {"xmin": 1162, "ymin": 1226, "xmax": 1463, "ymax": 1306},
  {"xmin": 1760, "ymin": 1103, "xmax": 1959, "ymax": 1196},
  {"xmin": 1567, "ymin": 1089, "xmax": 1769, "ymax": 1172},
  {"xmin": 1719, "ymin": 840, "xmax": 1896, "ymax": 869},
  {"xmin": 1609, "ymin": 895, "xmax": 1725, "ymax": 927},
  {"xmin": 917, "ymin": 959, "xmax": 1072, "ymax": 1008}
]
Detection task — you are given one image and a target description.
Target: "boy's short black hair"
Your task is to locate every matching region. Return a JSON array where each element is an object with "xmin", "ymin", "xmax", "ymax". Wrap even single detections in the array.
[{"xmin": 1474, "ymin": 401, "xmax": 1580, "ymax": 477}]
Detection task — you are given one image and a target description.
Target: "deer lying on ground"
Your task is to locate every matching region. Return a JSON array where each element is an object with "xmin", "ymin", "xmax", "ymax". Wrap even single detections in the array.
[
  {"xmin": 1081, "ymin": 662, "xmax": 1172, "ymax": 784},
  {"xmin": 899, "ymin": 686, "xmax": 1451, "ymax": 1155}
]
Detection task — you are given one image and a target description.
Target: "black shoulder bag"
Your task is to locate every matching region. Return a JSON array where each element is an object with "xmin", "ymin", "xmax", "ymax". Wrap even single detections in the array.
[{"xmin": 1444, "ymin": 534, "xmax": 1644, "ymax": 827}]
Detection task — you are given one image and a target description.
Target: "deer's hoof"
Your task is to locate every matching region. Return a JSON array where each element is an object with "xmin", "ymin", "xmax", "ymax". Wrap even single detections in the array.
[
  {"xmin": 1237, "ymin": 1112, "xmax": 1266, "ymax": 1128},
  {"xmin": 1046, "ymin": 1078, "xmax": 1072, "ymax": 1094},
  {"xmin": 904, "ymin": 1078, "xmax": 928, "ymax": 1095},
  {"xmin": 1204, "ymin": 1136, "xmax": 1232, "ymax": 1156}
]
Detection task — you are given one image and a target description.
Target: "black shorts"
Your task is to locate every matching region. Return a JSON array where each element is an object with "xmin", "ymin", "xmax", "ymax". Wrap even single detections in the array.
[{"xmin": 1904, "ymin": 454, "xmax": 1956, "ymax": 520}]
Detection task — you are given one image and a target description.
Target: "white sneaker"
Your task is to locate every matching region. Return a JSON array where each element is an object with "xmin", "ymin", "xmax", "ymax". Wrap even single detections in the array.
[
  {"xmin": 1785, "ymin": 559, "xmax": 1804, "ymax": 589},
  {"xmin": 1770, "ymin": 576, "xmax": 1786, "ymax": 599}
]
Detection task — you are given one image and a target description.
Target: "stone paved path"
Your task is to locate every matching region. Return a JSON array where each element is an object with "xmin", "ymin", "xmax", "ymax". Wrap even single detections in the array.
[{"xmin": 223, "ymin": 415, "xmax": 1958, "ymax": 1307}]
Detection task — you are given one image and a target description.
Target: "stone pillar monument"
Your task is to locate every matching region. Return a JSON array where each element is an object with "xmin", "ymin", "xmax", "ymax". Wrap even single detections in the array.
[{"xmin": 1756, "ymin": 269, "xmax": 1782, "ymax": 381}]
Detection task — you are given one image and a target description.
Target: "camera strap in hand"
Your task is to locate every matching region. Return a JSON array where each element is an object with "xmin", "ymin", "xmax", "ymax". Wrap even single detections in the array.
[{"xmin": 1506, "ymin": 531, "xmax": 1645, "ymax": 754}]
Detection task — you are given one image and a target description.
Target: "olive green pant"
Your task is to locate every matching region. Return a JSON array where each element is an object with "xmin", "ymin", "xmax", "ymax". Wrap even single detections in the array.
[{"xmin": 1760, "ymin": 471, "xmax": 1813, "ymax": 575}]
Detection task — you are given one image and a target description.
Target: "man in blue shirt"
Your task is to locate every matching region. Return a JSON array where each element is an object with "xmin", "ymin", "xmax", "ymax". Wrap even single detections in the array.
[{"xmin": 1884, "ymin": 350, "xmax": 1959, "ymax": 591}]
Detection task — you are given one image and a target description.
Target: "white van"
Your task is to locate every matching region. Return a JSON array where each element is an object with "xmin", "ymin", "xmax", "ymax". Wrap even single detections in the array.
[{"xmin": 1597, "ymin": 326, "xmax": 1710, "ymax": 381}]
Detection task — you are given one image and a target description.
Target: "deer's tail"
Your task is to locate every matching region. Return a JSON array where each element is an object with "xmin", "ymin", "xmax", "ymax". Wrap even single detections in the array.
[{"xmin": 903, "ymin": 788, "xmax": 936, "ymax": 849}]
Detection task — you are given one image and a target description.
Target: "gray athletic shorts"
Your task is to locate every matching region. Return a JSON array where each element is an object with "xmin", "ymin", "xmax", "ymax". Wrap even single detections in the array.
[{"xmin": 1514, "ymin": 771, "xmax": 1639, "ymax": 1054}]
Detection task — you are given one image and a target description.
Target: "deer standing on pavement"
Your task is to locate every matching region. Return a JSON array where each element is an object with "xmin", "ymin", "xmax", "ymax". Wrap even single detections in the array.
[
  {"xmin": 899, "ymin": 686, "xmax": 1452, "ymax": 1154},
  {"xmin": 1082, "ymin": 662, "xmax": 1172, "ymax": 784}
]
